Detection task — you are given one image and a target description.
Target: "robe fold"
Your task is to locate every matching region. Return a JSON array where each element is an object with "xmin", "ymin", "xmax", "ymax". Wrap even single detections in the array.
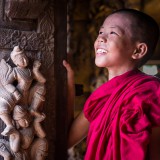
[{"xmin": 83, "ymin": 69, "xmax": 160, "ymax": 160}]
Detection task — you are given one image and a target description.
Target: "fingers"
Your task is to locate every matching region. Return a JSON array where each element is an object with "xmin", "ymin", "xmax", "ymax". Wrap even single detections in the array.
[
  {"xmin": 63, "ymin": 60, "xmax": 72, "ymax": 71},
  {"xmin": 63, "ymin": 60, "xmax": 74, "ymax": 76},
  {"xmin": 63, "ymin": 60, "xmax": 75, "ymax": 88},
  {"xmin": 63, "ymin": 59, "xmax": 68, "ymax": 67},
  {"xmin": 63, "ymin": 60, "xmax": 68, "ymax": 67}
]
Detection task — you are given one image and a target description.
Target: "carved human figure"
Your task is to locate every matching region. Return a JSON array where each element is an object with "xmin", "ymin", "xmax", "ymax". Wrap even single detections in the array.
[
  {"xmin": 0, "ymin": 46, "xmax": 47, "ymax": 159},
  {"xmin": 10, "ymin": 46, "xmax": 47, "ymax": 153},
  {"xmin": 0, "ymin": 46, "xmax": 46, "ymax": 137},
  {"xmin": 0, "ymin": 104, "xmax": 47, "ymax": 160},
  {"xmin": 12, "ymin": 105, "xmax": 48, "ymax": 160},
  {"xmin": 10, "ymin": 46, "xmax": 46, "ymax": 117},
  {"xmin": 0, "ymin": 59, "xmax": 21, "ymax": 136}
]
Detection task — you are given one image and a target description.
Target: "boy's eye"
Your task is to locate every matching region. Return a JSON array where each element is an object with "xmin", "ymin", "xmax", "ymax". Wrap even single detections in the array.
[
  {"xmin": 99, "ymin": 31, "xmax": 103, "ymax": 34},
  {"xmin": 110, "ymin": 31, "xmax": 120, "ymax": 36},
  {"xmin": 110, "ymin": 31, "xmax": 116, "ymax": 34}
]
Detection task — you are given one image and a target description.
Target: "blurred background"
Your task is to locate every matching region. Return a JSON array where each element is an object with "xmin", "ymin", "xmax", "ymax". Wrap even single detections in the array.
[{"xmin": 67, "ymin": 0, "xmax": 160, "ymax": 159}]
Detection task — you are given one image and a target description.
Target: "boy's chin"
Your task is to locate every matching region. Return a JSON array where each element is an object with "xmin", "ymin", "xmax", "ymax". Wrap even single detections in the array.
[{"xmin": 95, "ymin": 59, "xmax": 107, "ymax": 68}]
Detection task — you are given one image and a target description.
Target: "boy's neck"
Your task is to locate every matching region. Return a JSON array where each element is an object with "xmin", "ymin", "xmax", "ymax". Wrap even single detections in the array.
[{"xmin": 108, "ymin": 66, "xmax": 137, "ymax": 80}]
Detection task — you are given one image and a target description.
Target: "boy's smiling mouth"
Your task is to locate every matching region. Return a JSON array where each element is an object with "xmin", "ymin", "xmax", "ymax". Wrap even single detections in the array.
[{"xmin": 96, "ymin": 48, "xmax": 107, "ymax": 55}]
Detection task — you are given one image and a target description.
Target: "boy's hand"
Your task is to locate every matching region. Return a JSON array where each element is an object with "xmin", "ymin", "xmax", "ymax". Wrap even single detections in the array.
[{"xmin": 63, "ymin": 60, "xmax": 74, "ymax": 87}]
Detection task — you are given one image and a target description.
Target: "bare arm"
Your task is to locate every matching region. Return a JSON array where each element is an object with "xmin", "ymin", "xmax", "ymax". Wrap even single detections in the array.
[
  {"xmin": 63, "ymin": 60, "xmax": 89, "ymax": 148},
  {"xmin": 63, "ymin": 60, "xmax": 75, "ymax": 126},
  {"xmin": 68, "ymin": 112, "xmax": 89, "ymax": 148}
]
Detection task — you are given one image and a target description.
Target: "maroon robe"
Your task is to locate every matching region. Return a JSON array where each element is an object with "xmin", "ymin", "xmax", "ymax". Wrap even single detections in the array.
[{"xmin": 83, "ymin": 69, "xmax": 160, "ymax": 160}]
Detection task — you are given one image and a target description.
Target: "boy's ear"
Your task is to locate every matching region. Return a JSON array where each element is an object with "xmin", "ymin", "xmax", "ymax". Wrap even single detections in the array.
[{"xmin": 132, "ymin": 43, "xmax": 148, "ymax": 59}]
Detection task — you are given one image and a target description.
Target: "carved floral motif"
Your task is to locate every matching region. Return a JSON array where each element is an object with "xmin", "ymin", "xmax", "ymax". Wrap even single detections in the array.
[{"xmin": 0, "ymin": 28, "xmax": 54, "ymax": 68}]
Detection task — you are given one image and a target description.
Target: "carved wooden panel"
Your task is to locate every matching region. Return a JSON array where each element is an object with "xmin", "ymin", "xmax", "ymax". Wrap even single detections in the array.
[{"xmin": 0, "ymin": 0, "xmax": 67, "ymax": 159}]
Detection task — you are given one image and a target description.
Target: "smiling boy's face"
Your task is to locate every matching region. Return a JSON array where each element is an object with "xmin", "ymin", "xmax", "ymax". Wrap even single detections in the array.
[{"xmin": 94, "ymin": 13, "xmax": 138, "ymax": 70}]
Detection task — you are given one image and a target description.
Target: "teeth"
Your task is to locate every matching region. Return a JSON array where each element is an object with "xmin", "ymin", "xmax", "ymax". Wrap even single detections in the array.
[{"xmin": 97, "ymin": 49, "xmax": 107, "ymax": 54}]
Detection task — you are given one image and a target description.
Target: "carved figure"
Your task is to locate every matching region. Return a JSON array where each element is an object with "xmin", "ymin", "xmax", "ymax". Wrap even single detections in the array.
[
  {"xmin": 0, "ymin": 105, "xmax": 48, "ymax": 160},
  {"xmin": 10, "ymin": 46, "xmax": 46, "ymax": 116},
  {"xmin": 0, "ymin": 46, "xmax": 46, "ymax": 137},
  {"xmin": 0, "ymin": 46, "xmax": 47, "ymax": 159},
  {"xmin": 0, "ymin": 59, "xmax": 21, "ymax": 136},
  {"xmin": 12, "ymin": 105, "xmax": 48, "ymax": 160}
]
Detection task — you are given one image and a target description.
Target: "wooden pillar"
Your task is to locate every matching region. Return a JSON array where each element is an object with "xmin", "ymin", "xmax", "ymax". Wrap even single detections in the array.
[
  {"xmin": 40, "ymin": 0, "xmax": 68, "ymax": 159},
  {"xmin": 54, "ymin": 0, "xmax": 68, "ymax": 159}
]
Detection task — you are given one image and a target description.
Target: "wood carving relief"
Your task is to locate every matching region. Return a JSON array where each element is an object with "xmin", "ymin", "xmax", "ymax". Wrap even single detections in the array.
[
  {"xmin": 5, "ymin": 0, "xmax": 48, "ymax": 20},
  {"xmin": 0, "ymin": 0, "xmax": 54, "ymax": 159},
  {"xmin": 0, "ymin": 29, "xmax": 54, "ymax": 68},
  {"xmin": 0, "ymin": 46, "xmax": 48, "ymax": 160}
]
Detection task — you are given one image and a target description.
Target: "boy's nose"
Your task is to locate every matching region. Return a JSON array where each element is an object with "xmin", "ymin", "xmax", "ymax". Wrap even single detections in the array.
[{"xmin": 97, "ymin": 37, "xmax": 106, "ymax": 43}]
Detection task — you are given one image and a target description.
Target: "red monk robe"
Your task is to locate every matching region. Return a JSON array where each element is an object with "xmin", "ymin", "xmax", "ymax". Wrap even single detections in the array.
[{"xmin": 83, "ymin": 69, "xmax": 160, "ymax": 160}]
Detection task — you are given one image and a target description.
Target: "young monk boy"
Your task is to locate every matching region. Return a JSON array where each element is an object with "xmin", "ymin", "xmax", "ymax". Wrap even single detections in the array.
[{"xmin": 63, "ymin": 9, "xmax": 160, "ymax": 160}]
